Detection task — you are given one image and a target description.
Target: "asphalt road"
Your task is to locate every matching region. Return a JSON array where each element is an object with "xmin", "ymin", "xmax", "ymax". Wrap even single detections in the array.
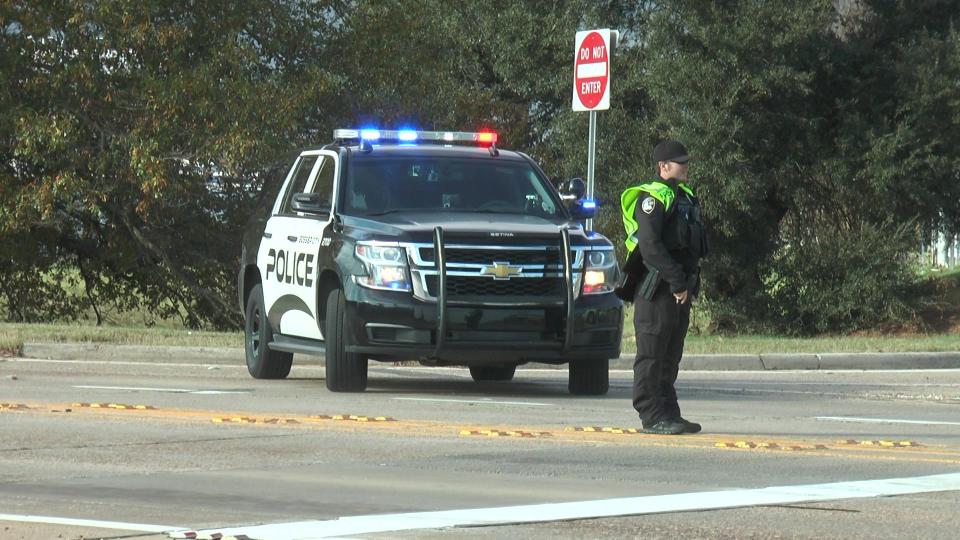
[{"xmin": 1, "ymin": 355, "xmax": 959, "ymax": 539}]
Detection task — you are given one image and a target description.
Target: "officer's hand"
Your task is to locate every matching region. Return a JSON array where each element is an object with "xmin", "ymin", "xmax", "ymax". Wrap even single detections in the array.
[{"xmin": 674, "ymin": 290, "xmax": 689, "ymax": 304}]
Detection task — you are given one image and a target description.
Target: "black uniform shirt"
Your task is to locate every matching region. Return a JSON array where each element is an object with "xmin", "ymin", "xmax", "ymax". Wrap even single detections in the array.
[{"xmin": 633, "ymin": 178, "xmax": 706, "ymax": 295}]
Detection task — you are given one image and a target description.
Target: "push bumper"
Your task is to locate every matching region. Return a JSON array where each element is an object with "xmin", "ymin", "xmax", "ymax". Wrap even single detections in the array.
[
  {"xmin": 343, "ymin": 227, "xmax": 622, "ymax": 365},
  {"xmin": 344, "ymin": 291, "xmax": 622, "ymax": 364}
]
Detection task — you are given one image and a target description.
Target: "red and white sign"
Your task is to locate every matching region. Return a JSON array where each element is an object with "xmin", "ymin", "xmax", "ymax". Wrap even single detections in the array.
[{"xmin": 572, "ymin": 29, "xmax": 611, "ymax": 111}]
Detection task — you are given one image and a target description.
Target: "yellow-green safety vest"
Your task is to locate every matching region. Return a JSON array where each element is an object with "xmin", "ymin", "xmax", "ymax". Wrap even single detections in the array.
[{"xmin": 620, "ymin": 181, "xmax": 695, "ymax": 253}]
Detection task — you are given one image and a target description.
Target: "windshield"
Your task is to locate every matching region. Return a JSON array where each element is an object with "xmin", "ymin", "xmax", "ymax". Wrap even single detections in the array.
[{"xmin": 343, "ymin": 156, "xmax": 563, "ymax": 217}]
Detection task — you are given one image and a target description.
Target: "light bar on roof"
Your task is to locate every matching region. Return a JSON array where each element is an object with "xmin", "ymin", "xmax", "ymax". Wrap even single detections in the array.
[{"xmin": 333, "ymin": 129, "xmax": 497, "ymax": 146}]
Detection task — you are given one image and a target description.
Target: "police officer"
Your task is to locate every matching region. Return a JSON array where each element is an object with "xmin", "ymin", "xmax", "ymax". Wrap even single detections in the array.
[{"xmin": 619, "ymin": 140, "xmax": 708, "ymax": 435}]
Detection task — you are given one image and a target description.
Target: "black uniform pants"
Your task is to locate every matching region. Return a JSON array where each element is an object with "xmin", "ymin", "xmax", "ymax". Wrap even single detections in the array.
[{"xmin": 632, "ymin": 284, "xmax": 691, "ymax": 425}]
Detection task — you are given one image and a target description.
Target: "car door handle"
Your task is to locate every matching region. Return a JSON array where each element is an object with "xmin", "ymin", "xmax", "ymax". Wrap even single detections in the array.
[
  {"xmin": 287, "ymin": 235, "xmax": 298, "ymax": 242},
  {"xmin": 262, "ymin": 232, "xmax": 272, "ymax": 239}
]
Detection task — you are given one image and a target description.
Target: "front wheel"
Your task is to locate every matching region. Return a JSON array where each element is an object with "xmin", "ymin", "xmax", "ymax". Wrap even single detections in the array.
[
  {"xmin": 324, "ymin": 287, "xmax": 368, "ymax": 392},
  {"xmin": 244, "ymin": 284, "xmax": 293, "ymax": 379},
  {"xmin": 568, "ymin": 359, "xmax": 609, "ymax": 395}
]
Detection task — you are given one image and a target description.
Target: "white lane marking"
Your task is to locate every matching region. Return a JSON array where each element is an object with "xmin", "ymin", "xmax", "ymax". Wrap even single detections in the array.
[
  {"xmin": 13, "ymin": 358, "xmax": 248, "ymax": 368},
  {"xmin": 681, "ymin": 385, "xmax": 849, "ymax": 398},
  {"xmin": 707, "ymin": 381, "xmax": 960, "ymax": 388},
  {"xmin": 690, "ymin": 369, "xmax": 960, "ymax": 374},
  {"xmin": 183, "ymin": 472, "xmax": 960, "ymax": 540},
  {"xmin": 681, "ymin": 385, "xmax": 958, "ymax": 402},
  {"xmin": 73, "ymin": 385, "xmax": 250, "ymax": 395},
  {"xmin": 0, "ymin": 513, "xmax": 183, "ymax": 533},
  {"xmin": 14, "ymin": 359, "xmax": 960, "ymax": 375},
  {"xmin": 393, "ymin": 397, "xmax": 552, "ymax": 407},
  {"xmin": 815, "ymin": 416, "xmax": 960, "ymax": 426}
]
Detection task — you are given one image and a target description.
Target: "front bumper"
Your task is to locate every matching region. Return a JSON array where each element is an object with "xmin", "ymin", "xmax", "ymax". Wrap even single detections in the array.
[{"xmin": 343, "ymin": 285, "xmax": 623, "ymax": 365}]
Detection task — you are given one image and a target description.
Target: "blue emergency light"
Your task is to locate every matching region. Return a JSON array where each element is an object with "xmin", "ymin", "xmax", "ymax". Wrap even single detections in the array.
[
  {"xmin": 359, "ymin": 129, "xmax": 381, "ymax": 141},
  {"xmin": 334, "ymin": 128, "xmax": 498, "ymax": 146}
]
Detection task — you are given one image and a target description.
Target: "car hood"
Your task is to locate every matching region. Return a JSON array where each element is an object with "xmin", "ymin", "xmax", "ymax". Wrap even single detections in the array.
[{"xmin": 342, "ymin": 212, "xmax": 590, "ymax": 243}]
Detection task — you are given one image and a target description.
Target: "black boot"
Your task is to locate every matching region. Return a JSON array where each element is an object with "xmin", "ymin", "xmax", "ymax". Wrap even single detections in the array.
[
  {"xmin": 676, "ymin": 417, "xmax": 702, "ymax": 434},
  {"xmin": 641, "ymin": 418, "xmax": 686, "ymax": 435}
]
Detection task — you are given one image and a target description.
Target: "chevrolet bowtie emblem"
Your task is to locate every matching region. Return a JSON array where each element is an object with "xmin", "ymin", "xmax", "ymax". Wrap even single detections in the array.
[{"xmin": 480, "ymin": 261, "xmax": 522, "ymax": 280}]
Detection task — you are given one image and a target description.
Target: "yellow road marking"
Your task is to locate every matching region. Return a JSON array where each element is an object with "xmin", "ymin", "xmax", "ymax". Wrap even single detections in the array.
[
  {"xmin": 714, "ymin": 441, "xmax": 828, "ymax": 451},
  {"xmin": 212, "ymin": 417, "xmax": 300, "ymax": 425},
  {"xmin": 72, "ymin": 402, "xmax": 156, "ymax": 410},
  {"xmin": 310, "ymin": 414, "xmax": 396, "ymax": 422},
  {"xmin": 460, "ymin": 429, "xmax": 553, "ymax": 438},
  {"xmin": 7, "ymin": 401, "xmax": 960, "ymax": 464},
  {"xmin": 0, "ymin": 403, "xmax": 29, "ymax": 410},
  {"xmin": 837, "ymin": 439, "xmax": 920, "ymax": 447}
]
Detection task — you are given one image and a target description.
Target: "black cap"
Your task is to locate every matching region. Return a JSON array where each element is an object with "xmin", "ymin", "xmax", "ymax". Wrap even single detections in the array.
[{"xmin": 652, "ymin": 140, "xmax": 690, "ymax": 163}]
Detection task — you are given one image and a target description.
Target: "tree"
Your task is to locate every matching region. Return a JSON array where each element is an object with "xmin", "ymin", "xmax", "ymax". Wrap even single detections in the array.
[
  {"xmin": 639, "ymin": 0, "xmax": 960, "ymax": 333},
  {"xmin": 0, "ymin": 1, "xmax": 339, "ymax": 327},
  {"xmin": 3, "ymin": 1, "xmax": 956, "ymax": 333}
]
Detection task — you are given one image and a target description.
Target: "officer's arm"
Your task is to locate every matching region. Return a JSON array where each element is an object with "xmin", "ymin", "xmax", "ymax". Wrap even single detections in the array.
[{"xmin": 634, "ymin": 198, "xmax": 687, "ymax": 293}]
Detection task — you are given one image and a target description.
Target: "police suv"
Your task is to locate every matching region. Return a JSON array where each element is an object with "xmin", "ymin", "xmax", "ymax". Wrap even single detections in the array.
[{"xmin": 238, "ymin": 129, "xmax": 623, "ymax": 394}]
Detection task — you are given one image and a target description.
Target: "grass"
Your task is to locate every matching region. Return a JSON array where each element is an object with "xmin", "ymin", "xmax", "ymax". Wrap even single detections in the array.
[
  {"xmin": 2, "ymin": 318, "xmax": 958, "ymax": 357},
  {"xmin": 619, "ymin": 303, "xmax": 960, "ymax": 354},
  {"xmin": 2, "ymin": 267, "xmax": 957, "ymax": 357},
  {"xmin": 0, "ymin": 322, "xmax": 242, "ymax": 355}
]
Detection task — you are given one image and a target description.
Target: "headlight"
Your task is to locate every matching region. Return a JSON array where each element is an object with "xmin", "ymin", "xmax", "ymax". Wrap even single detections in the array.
[
  {"xmin": 583, "ymin": 249, "xmax": 617, "ymax": 295},
  {"xmin": 355, "ymin": 243, "xmax": 411, "ymax": 291}
]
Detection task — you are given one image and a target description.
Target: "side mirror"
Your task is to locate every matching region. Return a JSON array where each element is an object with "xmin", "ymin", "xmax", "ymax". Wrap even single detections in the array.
[
  {"xmin": 291, "ymin": 192, "xmax": 330, "ymax": 216},
  {"xmin": 561, "ymin": 178, "xmax": 587, "ymax": 200},
  {"xmin": 560, "ymin": 178, "xmax": 596, "ymax": 219}
]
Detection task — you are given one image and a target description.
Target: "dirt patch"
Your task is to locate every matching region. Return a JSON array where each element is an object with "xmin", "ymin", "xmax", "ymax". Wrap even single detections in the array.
[{"xmin": 917, "ymin": 303, "xmax": 960, "ymax": 334}]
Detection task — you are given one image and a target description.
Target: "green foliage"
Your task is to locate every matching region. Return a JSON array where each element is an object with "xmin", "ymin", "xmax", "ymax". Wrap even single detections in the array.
[
  {"xmin": 638, "ymin": 0, "xmax": 958, "ymax": 332},
  {"xmin": 0, "ymin": 1, "xmax": 338, "ymax": 328},
  {"xmin": 760, "ymin": 221, "xmax": 919, "ymax": 335},
  {"xmin": 1, "ymin": 1, "xmax": 957, "ymax": 333}
]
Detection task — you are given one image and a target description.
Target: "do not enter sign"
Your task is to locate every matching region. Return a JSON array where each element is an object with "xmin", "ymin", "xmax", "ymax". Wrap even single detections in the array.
[{"xmin": 572, "ymin": 29, "xmax": 611, "ymax": 111}]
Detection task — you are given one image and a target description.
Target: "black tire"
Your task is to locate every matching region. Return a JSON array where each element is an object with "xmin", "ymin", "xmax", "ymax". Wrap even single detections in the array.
[
  {"xmin": 568, "ymin": 359, "xmax": 609, "ymax": 395},
  {"xmin": 244, "ymin": 284, "xmax": 293, "ymax": 379},
  {"xmin": 469, "ymin": 364, "xmax": 517, "ymax": 382},
  {"xmin": 324, "ymin": 287, "xmax": 368, "ymax": 392}
]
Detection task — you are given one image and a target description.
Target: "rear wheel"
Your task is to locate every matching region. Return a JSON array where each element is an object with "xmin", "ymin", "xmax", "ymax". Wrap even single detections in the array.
[
  {"xmin": 469, "ymin": 364, "xmax": 517, "ymax": 382},
  {"xmin": 244, "ymin": 284, "xmax": 293, "ymax": 379},
  {"xmin": 568, "ymin": 359, "xmax": 609, "ymax": 395},
  {"xmin": 324, "ymin": 287, "xmax": 368, "ymax": 392}
]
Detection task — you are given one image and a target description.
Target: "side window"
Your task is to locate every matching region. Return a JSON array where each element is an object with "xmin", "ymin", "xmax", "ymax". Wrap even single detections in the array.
[
  {"xmin": 279, "ymin": 155, "xmax": 318, "ymax": 215},
  {"xmin": 310, "ymin": 156, "xmax": 336, "ymax": 207},
  {"xmin": 525, "ymin": 169, "xmax": 557, "ymax": 214}
]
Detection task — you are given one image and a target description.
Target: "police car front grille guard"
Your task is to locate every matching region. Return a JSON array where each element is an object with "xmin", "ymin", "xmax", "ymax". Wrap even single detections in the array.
[
  {"xmin": 430, "ymin": 227, "xmax": 578, "ymax": 355},
  {"xmin": 406, "ymin": 242, "xmax": 586, "ymax": 304}
]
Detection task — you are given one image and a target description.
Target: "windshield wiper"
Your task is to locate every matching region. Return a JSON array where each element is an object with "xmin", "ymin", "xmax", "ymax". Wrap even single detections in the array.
[{"xmin": 462, "ymin": 209, "xmax": 521, "ymax": 214}]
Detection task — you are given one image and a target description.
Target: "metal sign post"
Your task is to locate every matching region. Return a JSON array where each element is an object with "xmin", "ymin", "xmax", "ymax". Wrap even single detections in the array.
[
  {"xmin": 586, "ymin": 110, "xmax": 597, "ymax": 230},
  {"xmin": 572, "ymin": 29, "xmax": 616, "ymax": 231}
]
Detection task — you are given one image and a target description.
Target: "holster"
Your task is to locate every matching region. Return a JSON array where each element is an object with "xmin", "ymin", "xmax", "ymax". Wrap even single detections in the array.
[
  {"xmin": 614, "ymin": 248, "xmax": 643, "ymax": 302},
  {"xmin": 637, "ymin": 264, "xmax": 661, "ymax": 301},
  {"xmin": 614, "ymin": 252, "xmax": 661, "ymax": 303}
]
